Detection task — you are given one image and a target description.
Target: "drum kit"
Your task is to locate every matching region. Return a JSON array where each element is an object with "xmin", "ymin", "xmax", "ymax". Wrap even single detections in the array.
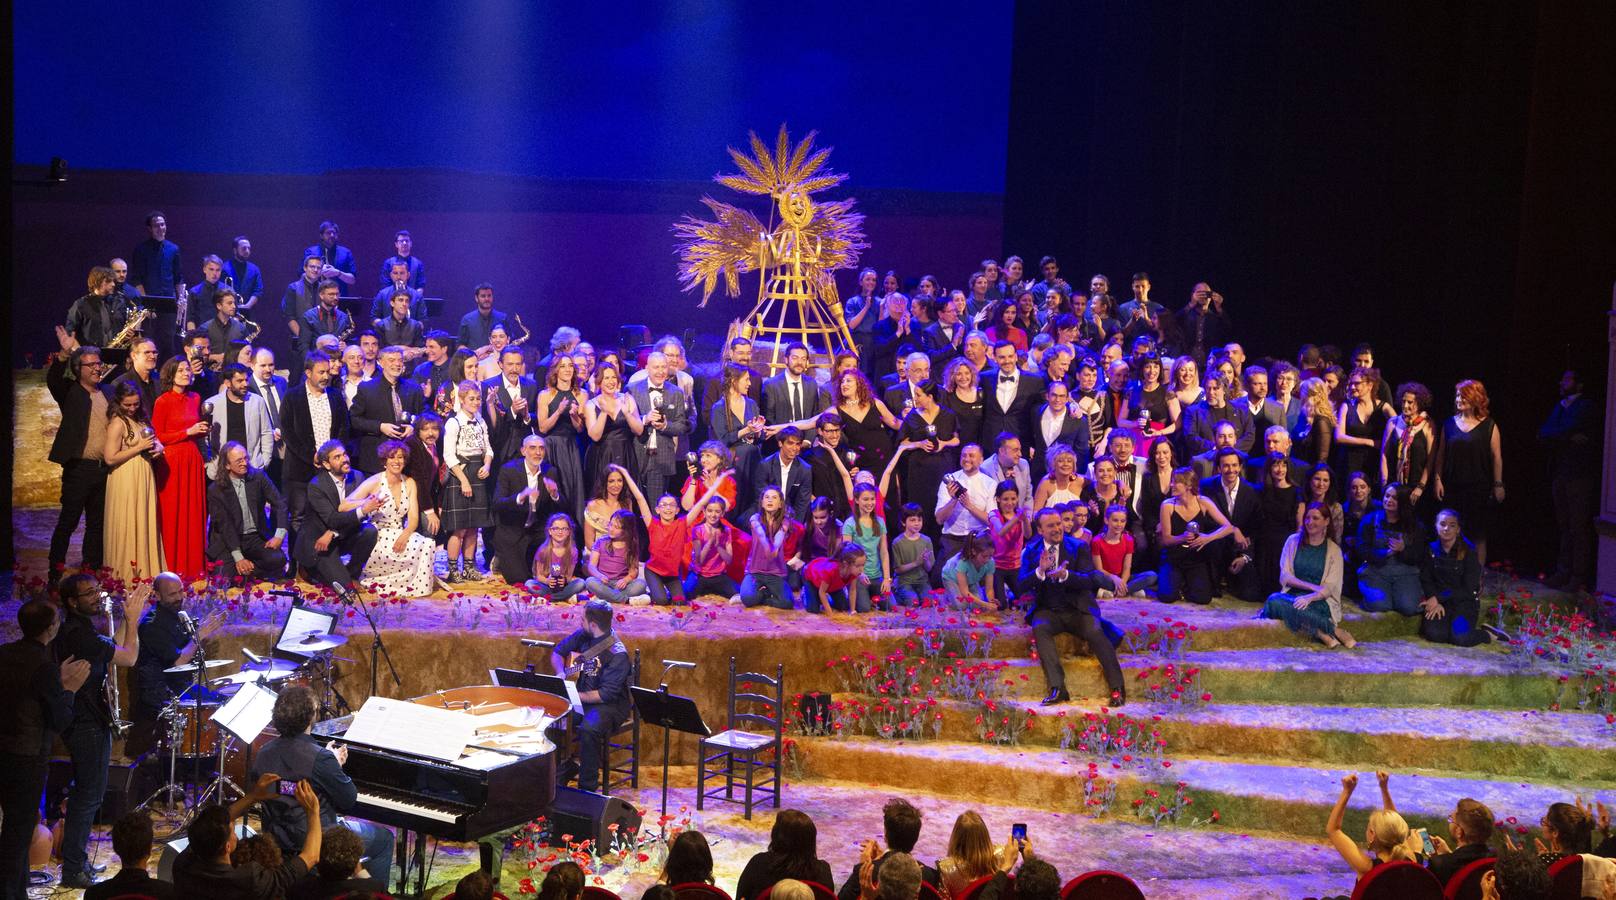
[{"xmin": 134, "ymin": 626, "xmax": 352, "ymax": 823}]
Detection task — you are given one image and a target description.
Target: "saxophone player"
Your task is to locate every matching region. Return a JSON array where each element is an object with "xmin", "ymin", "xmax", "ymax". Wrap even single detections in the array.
[
  {"xmin": 204, "ymin": 288, "xmax": 249, "ymax": 369},
  {"xmin": 65, "ymin": 266, "xmax": 130, "ymax": 349},
  {"xmin": 50, "ymin": 574, "xmax": 147, "ymax": 891}
]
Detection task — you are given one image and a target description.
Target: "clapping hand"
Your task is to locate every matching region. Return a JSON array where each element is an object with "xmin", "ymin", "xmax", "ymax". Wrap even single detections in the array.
[
  {"xmin": 59, "ymin": 656, "xmax": 91, "ymax": 693},
  {"xmin": 1341, "ymin": 774, "xmax": 1359, "ymax": 793}
]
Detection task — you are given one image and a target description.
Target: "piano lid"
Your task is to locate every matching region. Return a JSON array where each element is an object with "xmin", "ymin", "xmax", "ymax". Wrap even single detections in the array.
[{"xmin": 321, "ymin": 685, "xmax": 566, "ymax": 768}]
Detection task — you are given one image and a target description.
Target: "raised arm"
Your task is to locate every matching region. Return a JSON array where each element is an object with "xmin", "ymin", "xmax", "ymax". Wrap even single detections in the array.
[{"xmin": 618, "ymin": 464, "xmax": 652, "ymax": 521}]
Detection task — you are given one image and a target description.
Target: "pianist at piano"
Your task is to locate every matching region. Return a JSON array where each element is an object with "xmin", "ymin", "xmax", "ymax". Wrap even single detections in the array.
[
  {"xmin": 549, "ymin": 599, "xmax": 633, "ymax": 794},
  {"xmin": 250, "ymin": 685, "xmax": 396, "ymax": 889}
]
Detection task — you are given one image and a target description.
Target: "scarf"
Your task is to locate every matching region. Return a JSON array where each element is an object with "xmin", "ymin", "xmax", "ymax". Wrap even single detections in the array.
[{"xmin": 1398, "ymin": 414, "xmax": 1427, "ymax": 485}]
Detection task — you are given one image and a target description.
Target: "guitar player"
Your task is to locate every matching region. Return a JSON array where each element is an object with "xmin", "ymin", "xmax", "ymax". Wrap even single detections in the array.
[{"xmin": 548, "ymin": 599, "xmax": 632, "ymax": 794}]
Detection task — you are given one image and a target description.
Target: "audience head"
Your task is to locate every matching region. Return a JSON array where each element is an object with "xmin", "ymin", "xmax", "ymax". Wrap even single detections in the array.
[
  {"xmin": 1364, "ymin": 808, "xmax": 1415, "ymax": 862},
  {"xmin": 1450, "ymin": 797, "xmax": 1494, "ymax": 847},
  {"xmin": 663, "ymin": 829, "xmax": 714, "ymax": 885},
  {"xmin": 315, "ymin": 825, "xmax": 365, "ymax": 881},
  {"xmin": 876, "ymin": 853, "xmax": 921, "ymax": 900},
  {"xmin": 1487, "ymin": 849, "xmax": 1550, "ymax": 900},
  {"xmin": 1014, "ymin": 858, "xmax": 1061, "ymax": 900},
  {"xmin": 1542, "ymin": 801, "xmax": 1593, "ymax": 853},
  {"xmin": 455, "ymin": 869, "xmax": 496, "ymax": 900},
  {"xmin": 536, "ymin": 860, "xmax": 585, "ymax": 900},
  {"xmin": 768, "ymin": 809, "xmax": 821, "ymax": 879},
  {"xmin": 18, "ymin": 598, "xmax": 60, "ymax": 643},
  {"xmin": 230, "ymin": 832, "xmax": 283, "ymax": 870},
  {"xmin": 882, "ymin": 797, "xmax": 923, "ymax": 853},
  {"xmin": 642, "ymin": 886, "xmax": 677, "ymax": 900},
  {"xmin": 945, "ymin": 811, "xmax": 997, "ymax": 878},
  {"xmin": 187, "ymin": 803, "xmax": 238, "ymax": 861},
  {"xmin": 772, "ymin": 880, "xmax": 814, "ymax": 900},
  {"xmin": 110, "ymin": 810, "xmax": 156, "ymax": 865}
]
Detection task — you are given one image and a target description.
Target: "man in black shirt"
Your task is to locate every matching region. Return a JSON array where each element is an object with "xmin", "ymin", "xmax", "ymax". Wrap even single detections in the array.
[
  {"xmin": 128, "ymin": 572, "xmax": 223, "ymax": 758},
  {"xmin": 410, "ymin": 330, "xmax": 457, "ymax": 397},
  {"xmin": 379, "ymin": 230, "xmax": 425, "ymax": 289},
  {"xmin": 173, "ymin": 776, "xmax": 322, "ymax": 900},
  {"xmin": 83, "ymin": 811, "xmax": 176, "ymax": 900},
  {"xmin": 51, "ymin": 574, "xmax": 147, "ymax": 889},
  {"xmin": 46, "ymin": 339, "xmax": 112, "ymax": 580},
  {"xmin": 304, "ymin": 221, "xmax": 357, "ymax": 291},
  {"xmin": 549, "ymin": 600, "xmax": 633, "ymax": 793},
  {"xmin": 65, "ymin": 266, "xmax": 129, "ymax": 349},
  {"xmin": 251, "ymin": 686, "xmax": 393, "ymax": 889},
  {"xmin": 371, "ymin": 261, "xmax": 427, "ymax": 322},
  {"xmin": 111, "ymin": 338, "xmax": 161, "ymax": 420},
  {"xmin": 838, "ymin": 799, "xmax": 940, "ymax": 900},
  {"xmin": 1426, "ymin": 797, "xmax": 1496, "ymax": 886},
  {"xmin": 0, "ymin": 599, "xmax": 89, "ymax": 900},
  {"xmin": 457, "ymin": 282, "xmax": 507, "ymax": 361}
]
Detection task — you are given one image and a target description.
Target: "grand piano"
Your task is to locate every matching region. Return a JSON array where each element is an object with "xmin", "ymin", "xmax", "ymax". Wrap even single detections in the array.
[{"xmin": 312, "ymin": 685, "xmax": 573, "ymax": 897}]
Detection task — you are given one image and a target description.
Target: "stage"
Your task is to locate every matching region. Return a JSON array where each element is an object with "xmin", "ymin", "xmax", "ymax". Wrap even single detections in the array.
[{"xmin": 10, "ymin": 507, "xmax": 1616, "ymax": 899}]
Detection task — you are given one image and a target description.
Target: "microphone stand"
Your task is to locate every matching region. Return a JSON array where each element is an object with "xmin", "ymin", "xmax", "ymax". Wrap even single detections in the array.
[{"xmin": 347, "ymin": 592, "xmax": 401, "ymax": 700}]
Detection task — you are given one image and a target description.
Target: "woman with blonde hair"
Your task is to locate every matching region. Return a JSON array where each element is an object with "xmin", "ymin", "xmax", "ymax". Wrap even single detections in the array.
[
  {"xmin": 1326, "ymin": 773, "xmax": 1418, "ymax": 886},
  {"xmin": 1295, "ymin": 376, "xmax": 1336, "ymax": 470},
  {"xmin": 936, "ymin": 811, "xmax": 1010, "ymax": 897}
]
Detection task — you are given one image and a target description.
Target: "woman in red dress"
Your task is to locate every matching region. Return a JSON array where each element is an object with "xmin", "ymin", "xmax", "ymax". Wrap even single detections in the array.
[{"xmin": 153, "ymin": 356, "xmax": 210, "ymax": 580}]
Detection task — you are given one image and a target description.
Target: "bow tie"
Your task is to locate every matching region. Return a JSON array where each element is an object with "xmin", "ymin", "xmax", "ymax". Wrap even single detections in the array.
[
  {"xmin": 1116, "ymin": 462, "xmax": 1135, "ymax": 472},
  {"xmin": 999, "ymin": 374, "xmax": 1017, "ymax": 384}
]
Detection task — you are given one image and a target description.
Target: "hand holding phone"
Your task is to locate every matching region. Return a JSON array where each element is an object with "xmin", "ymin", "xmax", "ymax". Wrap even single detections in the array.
[{"xmin": 1011, "ymin": 822, "xmax": 1027, "ymax": 847}]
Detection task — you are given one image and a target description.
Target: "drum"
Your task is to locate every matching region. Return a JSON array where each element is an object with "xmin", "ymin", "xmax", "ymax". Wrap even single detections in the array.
[{"xmin": 163, "ymin": 700, "xmax": 222, "ymax": 757}]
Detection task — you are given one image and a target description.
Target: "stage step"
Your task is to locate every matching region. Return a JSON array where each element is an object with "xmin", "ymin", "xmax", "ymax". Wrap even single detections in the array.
[
  {"xmin": 797, "ymin": 738, "xmax": 1615, "ymax": 843},
  {"xmin": 828, "ymin": 692, "xmax": 1616, "ymax": 782}
]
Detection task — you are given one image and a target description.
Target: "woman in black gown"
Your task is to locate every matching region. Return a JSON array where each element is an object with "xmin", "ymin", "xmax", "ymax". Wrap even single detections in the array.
[
  {"xmin": 1255, "ymin": 453, "xmax": 1302, "ymax": 598},
  {"xmin": 833, "ymin": 368, "xmax": 900, "ymax": 483},
  {"xmin": 584, "ymin": 362, "xmax": 643, "ymax": 497},
  {"xmin": 538, "ymin": 355, "xmax": 591, "ymax": 525},
  {"xmin": 1296, "ymin": 376, "xmax": 1335, "ymax": 471},
  {"xmin": 938, "ymin": 357, "xmax": 985, "ymax": 460},
  {"xmin": 1157, "ymin": 467, "xmax": 1234, "ymax": 604},
  {"xmin": 1135, "ymin": 438, "xmax": 1177, "ymax": 571},
  {"xmin": 709, "ymin": 363, "xmax": 764, "ymax": 519},
  {"xmin": 1332, "ymin": 368, "xmax": 1393, "ymax": 490},
  {"xmin": 1433, "ymin": 379, "xmax": 1504, "ymax": 565},
  {"xmin": 898, "ymin": 381, "xmax": 959, "ymax": 544}
]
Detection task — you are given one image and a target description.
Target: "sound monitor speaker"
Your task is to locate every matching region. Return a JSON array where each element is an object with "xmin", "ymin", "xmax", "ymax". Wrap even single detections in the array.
[{"xmin": 547, "ymin": 786, "xmax": 643, "ymax": 850}]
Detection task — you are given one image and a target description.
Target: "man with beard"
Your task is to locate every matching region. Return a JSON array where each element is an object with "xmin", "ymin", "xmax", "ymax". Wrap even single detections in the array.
[{"xmin": 293, "ymin": 442, "xmax": 381, "ymax": 599}]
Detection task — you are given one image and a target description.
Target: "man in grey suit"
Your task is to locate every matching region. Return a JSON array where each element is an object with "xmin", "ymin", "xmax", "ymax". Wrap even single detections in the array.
[
  {"xmin": 206, "ymin": 364, "xmax": 275, "ymax": 477},
  {"xmin": 628, "ymin": 351, "xmax": 692, "ymax": 503},
  {"xmin": 1241, "ymin": 365, "xmax": 1287, "ymax": 436}
]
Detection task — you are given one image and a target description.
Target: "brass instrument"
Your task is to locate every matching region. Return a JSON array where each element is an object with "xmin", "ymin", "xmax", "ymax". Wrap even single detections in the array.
[
  {"xmin": 176, "ymin": 278, "xmax": 191, "ymax": 343},
  {"xmin": 509, "ymin": 313, "xmax": 531, "ymax": 347},
  {"xmin": 101, "ymin": 593, "xmax": 132, "ymax": 738},
  {"xmin": 235, "ymin": 313, "xmax": 262, "ymax": 343},
  {"xmin": 105, "ymin": 300, "xmax": 153, "ymax": 351}
]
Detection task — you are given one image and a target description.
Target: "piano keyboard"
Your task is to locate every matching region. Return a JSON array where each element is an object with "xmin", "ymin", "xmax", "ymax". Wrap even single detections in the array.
[{"xmin": 355, "ymin": 786, "xmax": 464, "ymax": 825}]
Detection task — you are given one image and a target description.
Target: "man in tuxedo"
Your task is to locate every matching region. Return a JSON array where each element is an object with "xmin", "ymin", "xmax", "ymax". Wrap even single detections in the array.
[
  {"xmin": 754, "ymin": 427, "xmax": 813, "ymax": 522},
  {"xmin": 491, "ymin": 436, "xmax": 563, "ymax": 586},
  {"xmin": 348, "ymin": 347, "xmax": 422, "ymax": 475},
  {"xmin": 1247, "ymin": 425, "xmax": 1312, "ymax": 486},
  {"xmin": 1028, "ymin": 381, "xmax": 1091, "ymax": 483},
  {"xmin": 249, "ymin": 348, "xmax": 288, "ymax": 486},
  {"xmin": 1241, "ymin": 365, "xmax": 1286, "ymax": 435},
  {"xmin": 205, "ymin": 443, "xmax": 289, "ymax": 581},
  {"xmin": 920, "ymin": 293, "xmax": 968, "ymax": 368},
  {"xmin": 482, "ymin": 346, "xmax": 540, "ymax": 468},
  {"xmin": 1019, "ymin": 509, "xmax": 1125, "ymax": 707},
  {"xmin": 881, "ymin": 352, "xmax": 931, "ymax": 417},
  {"xmin": 293, "ymin": 442, "xmax": 380, "ymax": 598},
  {"xmin": 1190, "ymin": 421, "xmax": 1242, "ymax": 480},
  {"xmin": 1088, "ymin": 429, "xmax": 1144, "ymax": 515},
  {"xmin": 281, "ymin": 354, "xmax": 349, "ymax": 544},
  {"xmin": 628, "ymin": 351, "xmax": 692, "ymax": 503},
  {"xmin": 980, "ymin": 341, "xmax": 1043, "ymax": 452},
  {"xmin": 1200, "ymin": 448, "xmax": 1260, "ymax": 602},
  {"xmin": 762, "ymin": 342, "xmax": 829, "ymax": 439},
  {"xmin": 281, "ymin": 256, "xmax": 325, "ymax": 353}
]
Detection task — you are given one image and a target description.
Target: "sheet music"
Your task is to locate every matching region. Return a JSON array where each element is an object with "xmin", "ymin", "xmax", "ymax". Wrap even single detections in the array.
[
  {"xmin": 344, "ymin": 697, "xmax": 478, "ymax": 762},
  {"xmin": 212, "ymin": 682, "xmax": 278, "ymax": 743},
  {"xmin": 278, "ymin": 606, "xmax": 336, "ymax": 656},
  {"xmin": 564, "ymin": 679, "xmax": 583, "ymax": 713}
]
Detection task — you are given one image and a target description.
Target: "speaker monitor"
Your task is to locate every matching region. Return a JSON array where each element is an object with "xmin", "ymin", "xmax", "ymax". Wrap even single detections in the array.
[{"xmin": 547, "ymin": 787, "xmax": 643, "ymax": 851}]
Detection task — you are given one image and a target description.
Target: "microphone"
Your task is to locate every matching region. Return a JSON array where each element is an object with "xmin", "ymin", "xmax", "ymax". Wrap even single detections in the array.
[
  {"xmin": 242, "ymin": 647, "xmax": 265, "ymax": 664},
  {"xmin": 661, "ymin": 659, "xmax": 697, "ymax": 671},
  {"xmin": 520, "ymin": 638, "xmax": 556, "ymax": 649},
  {"xmin": 265, "ymin": 589, "xmax": 300, "ymax": 598},
  {"xmin": 177, "ymin": 610, "xmax": 198, "ymax": 636}
]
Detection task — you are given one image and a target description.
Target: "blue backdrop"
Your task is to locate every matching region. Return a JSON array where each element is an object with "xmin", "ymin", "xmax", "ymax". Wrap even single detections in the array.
[{"xmin": 14, "ymin": 1, "xmax": 1012, "ymax": 192}]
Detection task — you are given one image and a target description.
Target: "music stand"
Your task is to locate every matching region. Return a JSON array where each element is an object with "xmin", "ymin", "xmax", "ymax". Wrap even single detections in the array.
[
  {"xmin": 630, "ymin": 685, "xmax": 710, "ymax": 833},
  {"xmin": 184, "ymin": 682, "xmax": 276, "ymax": 828}
]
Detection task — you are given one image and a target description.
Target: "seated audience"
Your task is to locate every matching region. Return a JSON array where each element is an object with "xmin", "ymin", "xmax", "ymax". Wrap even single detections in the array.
[
  {"xmin": 736, "ymin": 809, "xmax": 835, "ymax": 900},
  {"xmin": 1324, "ymin": 773, "xmax": 1417, "ymax": 888},
  {"xmin": 83, "ymin": 811, "xmax": 176, "ymax": 900},
  {"xmin": 839, "ymin": 799, "xmax": 940, "ymax": 900},
  {"xmin": 1481, "ymin": 850, "xmax": 1551, "ymax": 900},
  {"xmin": 936, "ymin": 811, "xmax": 1006, "ymax": 898},
  {"xmin": 535, "ymin": 861, "xmax": 585, "ymax": 900},
  {"xmin": 453, "ymin": 869, "xmax": 496, "ymax": 900},
  {"xmin": 289, "ymin": 825, "xmax": 386, "ymax": 900},
  {"xmin": 1425, "ymin": 797, "xmax": 1496, "ymax": 885},
  {"xmin": 662, "ymin": 829, "xmax": 715, "ymax": 885},
  {"xmin": 173, "ymin": 775, "xmax": 321, "ymax": 900}
]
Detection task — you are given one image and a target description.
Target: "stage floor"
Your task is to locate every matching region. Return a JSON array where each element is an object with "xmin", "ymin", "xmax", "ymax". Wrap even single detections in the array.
[{"xmin": 12, "ymin": 507, "xmax": 1616, "ymax": 899}]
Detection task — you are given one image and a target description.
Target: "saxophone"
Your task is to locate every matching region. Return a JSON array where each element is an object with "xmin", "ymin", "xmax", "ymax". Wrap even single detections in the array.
[
  {"xmin": 101, "ymin": 593, "xmax": 132, "ymax": 738},
  {"xmin": 509, "ymin": 312, "xmax": 531, "ymax": 347},
  {"xmin": 225, "ymin": 277, "xmax": 261, "ymax": 343},
  {"xmin": 105, "ymin": 300, "xmax": 153, "ymax": 350}
]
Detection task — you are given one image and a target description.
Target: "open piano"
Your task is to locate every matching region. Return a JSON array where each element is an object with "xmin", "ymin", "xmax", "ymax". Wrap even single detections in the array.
[{"xmin": 312, "ymin": 685, "xmax": 573, "ymax": 897}]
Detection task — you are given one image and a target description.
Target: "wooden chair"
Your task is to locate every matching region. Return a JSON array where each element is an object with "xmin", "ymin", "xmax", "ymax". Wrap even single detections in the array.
[
  {"xmin": 1442, "ymin": 857, "xmax": 1495, "ymax": 900},
  {"xmin": 602, "ymin": 648, "xmax": 642, "ymax": 792},
  {"xmin": 697, "ymin": 657, "xmax": 783, "ymax": 819},
  {"xmin": 1060, "ymin": 870, "xmax": 1146, "ymax": 900},
  {"xmin": 1546, "ymin": 854, "xmax": 1582, "ymax": 900},
  {"xmin": 1350, "ymin": 861, "xmax": 1444, "ymax": 900},
  {"xmin": 671, "ymin": 882, "xmax": 733, "ymax": 900}
]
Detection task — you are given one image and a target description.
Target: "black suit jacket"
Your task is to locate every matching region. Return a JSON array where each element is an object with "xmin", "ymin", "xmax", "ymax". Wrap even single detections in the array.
[
  {"xmin": 760, "ymin": 373, "xmax": 828, "ymax": 426},
  {"xmin": 1200, "ymin": 475, "xmax": 1260, "ymax": 533},
  {"xmin": 491, "ymin": 459, "xmax": 560, "ymax": 531},
  {"xmin": 46, "ymin": 356, "xmax": 112, "ymax": 465},
  {"xmin": 348, "ymin": 375, "xmax": 423, "ymax": 468},
  {"xmin": 293, "ymin": 472, "xmax": 366, "ymax": 566},
  {"xmin": 920, "ymin": 320, "xmax": 966, "ymax": 367},
  {"xmin": 206, "ymin": 471, "xmax": 287, "ymax": 560},
  {"xmin": 980, "ymin": 369, "xmax": 1045, "ymax": 452},
  {"xmin": 753, "ymin": 452, "xmax": 813, "ymax": 522},
  {"xmin": 280, "ymin": 385, "xmax": 350, "ymax": 485},
  {"xmin": 482, "ymin": 374, "xmax": 540, "ymax": 461},
  {"xmin": 881, "ymin": 381, "xmax": 927, "ymax": 417},
  {"xmin": 1028, "ymin": 405, "xmax": 1092, "ymax": 481},
  {"xmin": 1018, "ymin": 535, "xmax": 1106, "ymax": 621}
]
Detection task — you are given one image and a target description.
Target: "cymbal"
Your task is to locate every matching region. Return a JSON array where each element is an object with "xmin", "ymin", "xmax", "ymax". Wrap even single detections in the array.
[
  {"xmin": 163, "ymin": 658, "xmax": 233, "ymax": 674},
  {"xmin": 212, "ymin": 667, "xmax": 300, "ymax": 685},
  {"xmin": 278, "ymin": 632, "xmax": 348, "ymax": 654}
]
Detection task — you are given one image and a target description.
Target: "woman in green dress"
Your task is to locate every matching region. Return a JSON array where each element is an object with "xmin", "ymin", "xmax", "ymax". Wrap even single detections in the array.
[{"xmin": 1262, "ymin": 501, "xmax": 1355, "ymax": 647}]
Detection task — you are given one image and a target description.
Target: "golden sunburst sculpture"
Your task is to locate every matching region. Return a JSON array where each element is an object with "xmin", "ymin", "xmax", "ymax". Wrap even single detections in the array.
[{"xmin": 674, "ymin": 125, "xmax": 869, "ymax": 374}]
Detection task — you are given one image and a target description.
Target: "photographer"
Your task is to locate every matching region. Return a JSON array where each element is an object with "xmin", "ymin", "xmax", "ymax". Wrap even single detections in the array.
[{"xmin": 934, "ymin": 444, "xmax": 998, "ymax": 577}]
